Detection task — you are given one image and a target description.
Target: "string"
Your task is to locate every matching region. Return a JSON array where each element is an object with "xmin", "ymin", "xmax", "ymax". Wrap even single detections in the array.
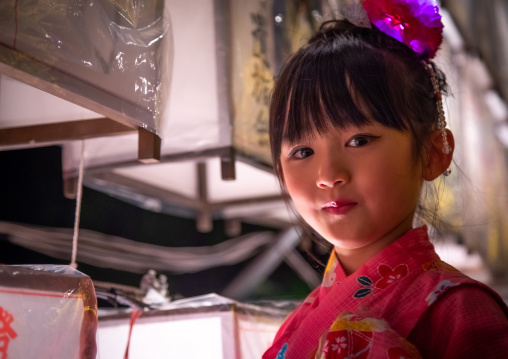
[
  {"xmin": 71, "ymin": 140, "xmax": 85, "ymax": 269},
  {"xmin": 124, "ymin": 308, "xmax": 143, "ymax": 359}
]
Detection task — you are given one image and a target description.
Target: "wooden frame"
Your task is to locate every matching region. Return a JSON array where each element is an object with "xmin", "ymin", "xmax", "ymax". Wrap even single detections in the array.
[{"xmin": 0, "ymin": 118, "xmax": 136, "ymax": 146}]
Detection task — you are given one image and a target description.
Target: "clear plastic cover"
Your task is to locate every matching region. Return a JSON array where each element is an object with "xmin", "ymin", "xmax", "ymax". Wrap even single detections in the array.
[
  {"xmin": 0, "ymin": 0, "xmax": 172, "ymax": 136},
  {"xmin": 0, "ymin": 264, "xmax": 98, "ymax": 359}
]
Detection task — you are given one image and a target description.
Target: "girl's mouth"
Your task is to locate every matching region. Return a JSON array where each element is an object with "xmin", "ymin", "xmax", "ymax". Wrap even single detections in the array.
[{"xmin": 322, "ymin": 201, "xmax": 358, "ymax": 215}]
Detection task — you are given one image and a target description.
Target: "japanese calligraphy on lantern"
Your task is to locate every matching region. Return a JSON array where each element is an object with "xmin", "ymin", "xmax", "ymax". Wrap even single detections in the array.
[
  {"xmin": 232, "ymin": 0, "xmax": 274, "ymax": 165},
  {"xmin": 0, "ymin": 286, "xmax": 85, "ymax": 359},
  {"xmin": 0, "ymin": 306, "xmax": 18, "ymax": 358},
  {"xmin": 231, "ymin": 0, "xmax": 326, "ymax": 165}
]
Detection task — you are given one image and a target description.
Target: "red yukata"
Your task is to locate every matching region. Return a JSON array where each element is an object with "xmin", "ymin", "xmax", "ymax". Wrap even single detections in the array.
[{"xmin": 263, "ymin": 226, "xmax": 508, "ymax": 358}]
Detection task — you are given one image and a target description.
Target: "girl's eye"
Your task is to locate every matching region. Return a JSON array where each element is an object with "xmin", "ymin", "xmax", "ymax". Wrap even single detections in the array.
[
  {"xmin": 346, "ymin": 135, "xmax": 379, "ymax": 148},
  {"xmin": 289, "ymin": 147, "xmax": 314, "ymax": 159}
]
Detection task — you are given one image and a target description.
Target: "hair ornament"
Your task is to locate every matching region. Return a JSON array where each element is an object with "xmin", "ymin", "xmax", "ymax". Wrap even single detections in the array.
[
  {"xmin": 361, "ymin": 0, "xmax": 444, "ymax": 59},
  {"xmin": 428, "ymin": 64, "xmax": 452, "ymax": 157}
]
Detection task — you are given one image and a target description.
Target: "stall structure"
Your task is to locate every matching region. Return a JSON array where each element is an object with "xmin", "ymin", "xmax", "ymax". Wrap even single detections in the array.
[{"xmin": 97, "ymin": 293, "xmax": 292, "ymax": 359}]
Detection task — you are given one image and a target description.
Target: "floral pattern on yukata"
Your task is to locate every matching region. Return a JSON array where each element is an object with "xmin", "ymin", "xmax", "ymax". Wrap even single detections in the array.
[
  {"xmin": 425, "ymin": 280, "xmax": 459, "ymax": 306},
  {"xmin": 375, "ymin": 264, "xmax": 408, "ymax": 289},
  {"xmin": 322, "ymin": 253, "xmax": 339, "ymax": 288},
  {"xmin": 316, "ymin": 314, "xmax": 421, "ymax": 359},
  {"xmin": 276, "ymin": 343, "xmax": 288, "ymax": 359},
  {"xmin": 354, "ymin": 264, "xmax": 409, "ymax": 298},
  {"xmin": 422, "ymin": 260, "xmax": 461, "ymax": 273}
]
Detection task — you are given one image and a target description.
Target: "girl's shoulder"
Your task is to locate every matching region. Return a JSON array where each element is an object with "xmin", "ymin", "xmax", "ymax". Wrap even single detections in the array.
[
  {"xmin": 380, "ymin": 257, "xmax": 508, "ymax": 338},
  {"xmin": 409, "ymin": 284, "xmax": 508, "ymax": 358},
  {"xmin": 414, "ymin": 259, "xmax": 508, "ymax": 314}
]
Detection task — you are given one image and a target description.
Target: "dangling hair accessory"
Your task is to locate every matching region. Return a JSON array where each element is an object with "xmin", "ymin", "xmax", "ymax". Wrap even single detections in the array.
[
  {"xmin": 428, "ymin": 65, "xmax": 452, "ymax": 155},
  {"xmin": 430, "ymin": 65, "xmax": 452, "ymax": 176},
  {"xmin": 361, "ymin": 0, "xmax": 444, "ymax": 60}
]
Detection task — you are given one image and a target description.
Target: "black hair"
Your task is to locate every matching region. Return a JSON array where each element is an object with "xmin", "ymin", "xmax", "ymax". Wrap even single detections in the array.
[{"xmin": 269, "ymin": 20, "xmax": 449, "ymax": 248}]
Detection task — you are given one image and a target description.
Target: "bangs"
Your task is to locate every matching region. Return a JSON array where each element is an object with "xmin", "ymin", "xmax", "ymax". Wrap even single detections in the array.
[
  {"xmin": 282, "ymin": 51, "xmax": 369, "ymax": 144},
  {"xmin": 275, "ymin": 39, "xmax": 410, "ymax": 146}
]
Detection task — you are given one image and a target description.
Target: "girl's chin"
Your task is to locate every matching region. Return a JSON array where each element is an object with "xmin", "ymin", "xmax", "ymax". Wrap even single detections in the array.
[
  {"xmin": 323, "ymin": 236, "xmax": 369, "ymax": 250},
  {"xmin": 315, "ymin": 227, "xmax": 360, "ymax": 244},
  {"xmin": 331, "ymin": 242, "xmax": 371, "ymax": 251},
  {"xmin": 321, "ymin": 230, "xmax": 379, "ymax": 251}
]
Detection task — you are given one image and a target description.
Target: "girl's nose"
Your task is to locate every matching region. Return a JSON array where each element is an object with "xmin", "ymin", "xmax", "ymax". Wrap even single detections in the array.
[{"xmin": 316, "ymin": 156, "xmax": 350, "ymax": 189}]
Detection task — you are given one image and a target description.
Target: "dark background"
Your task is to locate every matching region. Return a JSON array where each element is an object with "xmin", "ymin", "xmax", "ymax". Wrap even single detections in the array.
[{"xmin": 0, "ymin": 145, "xmax": 320, "ymax": 303}]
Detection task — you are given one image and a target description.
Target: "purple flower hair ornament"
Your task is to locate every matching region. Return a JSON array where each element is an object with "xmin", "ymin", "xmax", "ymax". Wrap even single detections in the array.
[{"xmin": 361, "ymin": 0, "xmax": 444, "ymax": 59}]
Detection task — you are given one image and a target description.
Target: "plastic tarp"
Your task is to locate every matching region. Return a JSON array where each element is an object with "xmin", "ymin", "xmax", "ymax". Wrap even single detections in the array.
[{"xmin": 0, "ymin": 0, "xmax": 171, "ymax": 135}]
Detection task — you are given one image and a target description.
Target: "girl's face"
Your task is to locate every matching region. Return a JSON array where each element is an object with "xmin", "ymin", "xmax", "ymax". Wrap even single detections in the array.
[{"xmin": 280, "ymin": 122, "xmax": 424, "ymax": 252}]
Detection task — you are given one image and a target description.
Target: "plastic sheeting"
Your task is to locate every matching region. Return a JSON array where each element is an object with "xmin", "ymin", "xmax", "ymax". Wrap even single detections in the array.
[
  {"xmin": 0, "ymin": 0, "xmax": 172, "ymax": 135},
  {"xmin": 0, "ymin": 264, "xmax": 98, "ymax": 359},
  {"xmin": 59, "ymin": 0, "xmax": 231, "ymax": 174}
]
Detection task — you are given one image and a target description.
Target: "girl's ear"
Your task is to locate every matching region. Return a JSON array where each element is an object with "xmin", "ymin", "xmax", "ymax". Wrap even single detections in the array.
[{"xmin": 423, "ymin": 129, "xmax": 454, "ymax": 181}]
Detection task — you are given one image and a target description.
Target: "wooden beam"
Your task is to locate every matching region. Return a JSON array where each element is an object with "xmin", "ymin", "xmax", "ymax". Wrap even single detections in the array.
[
  {"xmin": 220, "ymin": 146, "xmax": 236, "ymax": 180},
  {"xmin": 138, "ymin": 127, "xmax": 161, "ymax": 163},
  {"xmin": 0, "ymin": 118, "xmax": 136, "ymax": 146},
  {"xmin": 196, "ymin": 162, "xmax": 212, "ymax": 232},
  {"xmin": 63, "ymin": 176, "xmax": 79, "ymax": 200}
]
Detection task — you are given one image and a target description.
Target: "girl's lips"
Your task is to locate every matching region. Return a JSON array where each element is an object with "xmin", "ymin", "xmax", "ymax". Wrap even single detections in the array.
[{"xmin": 322, "ymin": 201, "xmax": 357, "ymax": 215}]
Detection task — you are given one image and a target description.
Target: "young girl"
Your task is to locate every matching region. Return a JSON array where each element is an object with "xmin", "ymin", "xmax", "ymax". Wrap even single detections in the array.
[{"xmin": 263, "ymin": 1, "xmax": 508, "ymax": 358}]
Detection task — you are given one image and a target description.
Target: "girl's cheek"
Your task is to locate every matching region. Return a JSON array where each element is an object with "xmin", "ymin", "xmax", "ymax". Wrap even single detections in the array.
[{"xmin": 284, "ymin": 173, "xmax": 313, "ymax": 203}]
